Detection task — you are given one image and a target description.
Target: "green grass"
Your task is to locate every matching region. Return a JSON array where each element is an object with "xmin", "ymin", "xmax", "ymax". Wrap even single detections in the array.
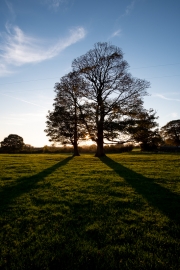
[{"xmin": 0, "ymin": 152, "xmax": 180, "ymax": 269}]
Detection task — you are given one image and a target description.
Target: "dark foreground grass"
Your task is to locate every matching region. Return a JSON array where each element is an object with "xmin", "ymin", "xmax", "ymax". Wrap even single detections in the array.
[{"xmin": 0, "ymin": 152, "xmax": 180, "ymax": 269}]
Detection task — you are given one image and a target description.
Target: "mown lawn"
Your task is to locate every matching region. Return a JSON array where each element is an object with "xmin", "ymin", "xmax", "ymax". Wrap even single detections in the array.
[{"xmin": 0, "ymin": 152, "xmax": 180, "ymax": 269}]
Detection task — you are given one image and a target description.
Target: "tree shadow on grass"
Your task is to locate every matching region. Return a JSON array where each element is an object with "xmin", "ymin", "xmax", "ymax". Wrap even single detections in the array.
[
  {"xmin": 100, "ymin": 156, "xmax": 180, "ymax": 225},
  {"xmin": 0, "ymin": 156, "xmax": 73, "ymax": 212}
]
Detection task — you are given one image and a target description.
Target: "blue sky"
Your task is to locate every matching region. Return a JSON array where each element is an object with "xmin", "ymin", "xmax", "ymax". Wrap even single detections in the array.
[{"xmin": 0, "ymin": 0, "xmax": 180, "ymax": 147}]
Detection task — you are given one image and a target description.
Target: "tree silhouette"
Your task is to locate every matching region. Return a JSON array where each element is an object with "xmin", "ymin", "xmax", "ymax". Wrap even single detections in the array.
[
  {"xmin": 127, "ymin": 108, "xmax": 162, "ymax": 150},
  {"xmin": 160, "ymin": 119, "xmax": 180, "ymax": 146},
  {"xmin": 45, "ymin": 72, "xmax": 87, "ymax": 156},
  {"xmin": 0, "ymin": 134, "xmax": 24, "ymax": 153},
  {"xmin": 72, "ymin": 42, "xmax": 150, "ymax": 157}
]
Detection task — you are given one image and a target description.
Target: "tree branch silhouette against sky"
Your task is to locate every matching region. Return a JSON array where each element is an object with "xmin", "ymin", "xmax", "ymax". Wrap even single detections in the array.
[{"xmin": 0, "ymin": 0, "xmax": 180, "ymax": 146}]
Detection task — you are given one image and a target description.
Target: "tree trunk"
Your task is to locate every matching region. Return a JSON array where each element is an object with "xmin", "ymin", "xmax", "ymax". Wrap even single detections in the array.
[
  {"xmin": 73, "ymin": 100, "xmax": 80, "ymax": 156},
  {"xmin": 95, "ymin": 98, "xmax": 106, "ymax": 157},
  {"xmin": 95, "ymin": 141, "xmax": 106, "ymax": 157},
  {"xmin": 73, "ymin": 141, "xmax": 80, "ymax": 156},
  {"xmin": 95, "ymin": 124, "xmax": 106, "ymax": 157}
]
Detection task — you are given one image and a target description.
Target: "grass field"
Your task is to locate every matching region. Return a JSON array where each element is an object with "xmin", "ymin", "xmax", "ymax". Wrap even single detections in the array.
[{"xmin": 0, "ymin": 152, "xmax": 180, "ymax": 269}]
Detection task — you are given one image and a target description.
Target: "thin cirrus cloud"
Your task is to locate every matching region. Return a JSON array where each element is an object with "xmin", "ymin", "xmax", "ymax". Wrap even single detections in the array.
[
  {"xmin": 124, "ymin": 0, "xmax": 136, "ymax": 16},
  {"xmin": 0, "ymin": 24, "xmax": 86, "ymax": 77},
  {"xmin": 1, "ymin": 93, "xmax": 49, "ymax": 109},
  {"xmin": 43, "ymin": 0, "xmax": 66, "ymax": 10},
  {"xmin": 49, "ymin": 0, "xmax": 64, "ymax": 9},
  {"xmin": 117, "ymin": 0, "xmax": 137, "ymax": 21},
  {"xmin": 111, "ymin": 29, "xmax": 121, "ymax": 38},
  {"xmin": 1, "ymin": 112, "xmax": 46, "ymax": 126},
  {"xmin": 5, "ymin": 0, "xmax": 16, "ymax": 18},
  {"xmin": 0, "ymin": 63, "xmax": 13, "ymax": 77},
  {"xmin": 155, "ymin": 94, "xmax": 180, "ymax": 102},
  {"xmin": 119, "ymin": 0, "xmax": 138, "ymax": 18}
]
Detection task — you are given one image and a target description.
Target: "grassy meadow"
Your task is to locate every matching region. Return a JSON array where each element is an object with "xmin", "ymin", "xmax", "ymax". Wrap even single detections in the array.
[{"xmin": 0, "ymin": 152, "xmax": 180, "ymax": 269}]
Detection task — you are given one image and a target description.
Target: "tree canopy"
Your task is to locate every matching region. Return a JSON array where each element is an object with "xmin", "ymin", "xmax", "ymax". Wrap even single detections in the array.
[
  {"xmin": 0, "ymin": 134, "xmax": 24, "ymax": 153},
  {"xmin": 45, "ymin": 72, "xmax": 87, "ymax": 156},
  {"xmin": 45, "ymin": 42, "xmax": 154, "ymax": 156},
  {"xmin": 160, "ymin": 119, "xmax": 180, "ymax": 146},
  {"xmin": 127, "ymin": 108, "xmax": 162, "ymax": 150},
  {"xmin": 72, "ymin": 42, "xmax": 150, "ymax": 156}
]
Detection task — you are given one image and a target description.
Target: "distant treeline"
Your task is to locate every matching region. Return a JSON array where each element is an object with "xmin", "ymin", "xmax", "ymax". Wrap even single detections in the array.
[
  {"xmin": 1, "ymin": 144, "xmax": 180, "ymax": 154},
  {"xmin": 0, "ymin": 144, "xmax": 134, "ymax": 154},
  {"xmin": 31, "ymin": 144, "xmax": 134, "ymax": 154}
]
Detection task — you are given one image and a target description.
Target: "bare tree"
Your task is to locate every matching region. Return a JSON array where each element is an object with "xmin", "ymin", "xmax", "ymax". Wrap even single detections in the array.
[{"xmin": 72, "ymin": 42, "xmax": 150, "ymax": 157}]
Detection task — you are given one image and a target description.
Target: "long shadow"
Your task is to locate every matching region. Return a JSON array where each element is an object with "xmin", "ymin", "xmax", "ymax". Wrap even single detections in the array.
[
  {"xmin": 100, "ymin": 156, "xmax": 180, "ymax": 225},
  {"xmin": 0, "ymin": 156, "xmax": 73, "ymax": 212}
]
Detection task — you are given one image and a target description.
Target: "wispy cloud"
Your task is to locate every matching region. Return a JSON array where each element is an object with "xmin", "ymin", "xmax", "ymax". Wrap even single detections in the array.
[
  {"xmin": 111, "ymin": 29, "xmax": 121, "ymax": 38},
  {"xmin": 154, "ymin": 94, "xmax": 180, "ymax": 102},
  {"xmin": 0, "ymin": 63, "xmax": 13, "ymax": 77},
  {"xmin": 0, "ymin": 24, "xmax": 86, "ymax": 77},
  {"xmin": 116, "ymin": 0, "xmax": 137, "ymax": 20},
  {"xmin": 123, "ymin": 0, "xmax": 136, "ymax": 16},
  {"xmin": 42, "ymin": 0, "xmax": 67, "ymax": 11},
  {"xmin": 5, "ymin": 0, "xmax": 16, "ymax": 18},
  {"xmin": 1, "ymin": 93, "xmax": 48, "ymax": 108},
  {"xmin": 50, "ymin": 0, "xmax": 64, "ymax": 9},
  {"xmin": 0, "ymin": 112, "xmax": 46, "ymax": 126}
]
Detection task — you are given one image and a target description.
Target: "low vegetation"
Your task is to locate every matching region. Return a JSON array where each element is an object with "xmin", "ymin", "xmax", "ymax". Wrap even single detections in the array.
[
  {"xmin": 0, "ymin": 152, "xmax": 180, "ymax": 269},
  {"xmin": 42, "ymin": 144, "xmax": 134, "ymax": 154}
]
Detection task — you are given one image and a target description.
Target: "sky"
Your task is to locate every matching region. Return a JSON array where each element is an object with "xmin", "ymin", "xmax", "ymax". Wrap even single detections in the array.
[{"xmin": 0, "ymin": 0, "xmax": 180, "ymax": 147}]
